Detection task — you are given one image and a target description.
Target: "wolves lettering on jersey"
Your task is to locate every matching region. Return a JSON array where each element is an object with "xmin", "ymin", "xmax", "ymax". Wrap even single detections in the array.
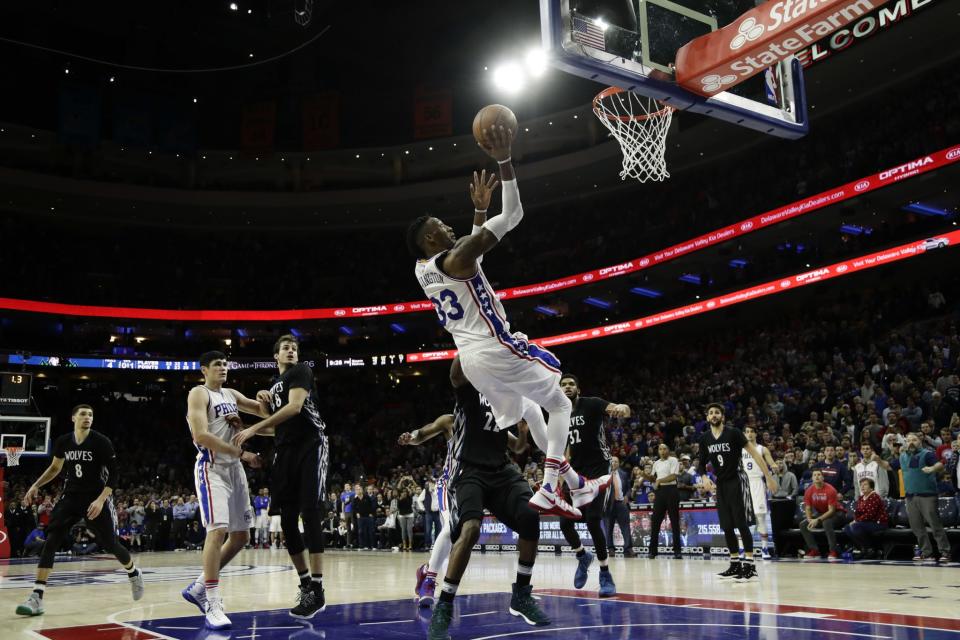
[
  {"xmin": 568, "ymin": 396, "xmax": 612, "ymax": 477},
  {"xmin": 52, "ymin": 430, "xmax": 116, "ymax": 495},
  {"xmin": 450, "ymin": 384, "xmax": 509, "ymax": 473},
  {"xmin": 269, "ymin": 363, "xmax": 326, "ymax": 447},
  {"xmin": 701, "ymin": 427, "xmax": 747, "ymax": 482},
  {"xmin": 189, "ymin": 387, "xmax": 241, "ymax": 465},
  {"xmin": 741, "ymin": 444, "xmax": 767, "ymax": 479}
]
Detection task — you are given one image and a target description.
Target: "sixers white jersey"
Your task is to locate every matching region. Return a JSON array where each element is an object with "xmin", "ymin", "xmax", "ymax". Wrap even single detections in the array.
[
  {"xmin": 415, "ymin": 251, "xmax": 511, "ymax": 352},
  {"xmin": 741, "ymin": 444, "xmax": 767, "ymax": 479},
  {"xmin": 853, "ymin": 460, "xmax": 888, "ymax": 497},
  {"xmin": 191, "ymin": 386, "xmax": 241, "ymax": 465}
]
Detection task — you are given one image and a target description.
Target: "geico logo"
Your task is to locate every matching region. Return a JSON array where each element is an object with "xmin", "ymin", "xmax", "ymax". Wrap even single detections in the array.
[
  {"xmin": 854, "ymin": 180, "xmax": 870, "ymax": 191},
  {"xmin": 501, "ymin": 545, "xmax": 517, "ymax": 551},
  {"xmin": 879, "ymin": 156, "xmax": 933, "ymax": 180}
]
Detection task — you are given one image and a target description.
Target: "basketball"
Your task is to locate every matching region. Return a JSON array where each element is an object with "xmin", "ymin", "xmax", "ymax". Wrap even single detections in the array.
[{"xmin": 473, "ymin": 104, "xmax": 517, "ymax": 149}]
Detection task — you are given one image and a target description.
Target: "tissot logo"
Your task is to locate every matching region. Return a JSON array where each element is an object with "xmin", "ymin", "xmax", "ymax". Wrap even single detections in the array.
[
  {"xmin": 334, "ymin": 309, "xmax": 346, "ymax": 316},
  {"xmin": 854, "ymin": 180, "xmax": 870, "ymax": 192},
  {"xmin": 730, "ymin": 17, "xmax": 765, "ymax": 50},
  {"xmin": 947, "ymin": 148, "xmax": 960, "ymax": 161},
  {"xmin": 741, "ymin": 221, "xmax": 755, "ymax": 231}
]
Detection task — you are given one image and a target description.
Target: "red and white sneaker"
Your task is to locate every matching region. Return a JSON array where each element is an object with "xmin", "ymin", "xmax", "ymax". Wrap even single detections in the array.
[
  {"xmin": 414, "ymin": 563, "xmax": 428, "ymax": 599},
  {"xmin": 529, "ymin": 488, "xmax": 582, "ymax": 519},
  {"xmin": 570, "ymin": 475, "xmax": 612, "ymax": 509}
]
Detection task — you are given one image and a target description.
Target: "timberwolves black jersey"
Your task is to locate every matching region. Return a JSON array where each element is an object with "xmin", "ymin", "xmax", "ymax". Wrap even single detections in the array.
[
  {"xmin": 567, "ymin": 396, "xmax": 611, "ymax": 477},
  {"xmin": 51, "ymin": 430, "xmax": 117, "ymax": 495},
  {"xmin": 700, "ymin": 426, "xmax": 747, "ymax": 482},
  {"xmin": 268, "ymin": 363, "xmax": 326, "ymax": 447},
  {"xmin": 450, "ymin": 383, "xmax": 510, "ymax": 473}
]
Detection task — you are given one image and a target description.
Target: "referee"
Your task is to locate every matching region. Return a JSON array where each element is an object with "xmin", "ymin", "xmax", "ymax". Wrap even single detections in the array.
[{"xmin": 644, "ymin": 444, "xmax": 682, "ymax": 559}]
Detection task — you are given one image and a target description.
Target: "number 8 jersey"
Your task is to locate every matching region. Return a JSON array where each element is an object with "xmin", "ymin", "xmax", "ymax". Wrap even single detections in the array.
[{"xmin": 415, "ymin": 251, "xmax": 512, "ymax": 353}]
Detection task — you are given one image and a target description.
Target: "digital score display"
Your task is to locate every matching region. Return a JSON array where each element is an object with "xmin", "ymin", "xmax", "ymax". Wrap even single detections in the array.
[{"xmin": 0, "ymin": 372, "xmax": 32, "ymax": 406}]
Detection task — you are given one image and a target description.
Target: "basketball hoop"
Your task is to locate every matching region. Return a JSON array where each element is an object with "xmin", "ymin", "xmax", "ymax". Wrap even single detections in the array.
[
  {"xmin": 3, "ymin": 446, "xmax": 23, "ymax": 467},
  {"xmin": 593, "ymin": 87, "xmax": 674, "ymax": 183}
]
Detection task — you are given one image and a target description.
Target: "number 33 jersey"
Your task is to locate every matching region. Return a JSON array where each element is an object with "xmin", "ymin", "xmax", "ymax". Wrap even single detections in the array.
[{"xmin": 415, "ymin": 251, "xmax": 512, "ymax": 353}]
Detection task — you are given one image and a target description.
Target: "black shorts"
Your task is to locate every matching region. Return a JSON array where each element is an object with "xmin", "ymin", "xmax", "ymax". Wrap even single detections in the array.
[
  {"xmin": 271, "ymin": 436, "xmax": 328, "ymax": 514},
  {"xmin": 47, "ymin": 493, "xmax": 120, "ymax": 546},
  {"xmin": 716, "ymin": 473, "xmax": 755, "ymax": 532},
  {"xmin": 449, "ymin": 464, "xmax": 534, "ymax": 543}
]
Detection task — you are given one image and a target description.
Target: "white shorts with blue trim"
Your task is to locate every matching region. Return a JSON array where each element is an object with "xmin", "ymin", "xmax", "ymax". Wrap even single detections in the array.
[
  {"xmin": 459, "ymin": 339, "xmax": 564, "ymax": 428},
  {"xmin": 194, "ymin": 458, "xmax": 253, "ymax": 533}
]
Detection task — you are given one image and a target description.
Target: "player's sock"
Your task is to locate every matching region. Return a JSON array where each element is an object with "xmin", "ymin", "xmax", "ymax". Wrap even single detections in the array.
[
  {"xmin": 543, "ymin": 458, "xmax": 562, "ymax": 493},
  {"xmin": 439, "ymin": 577, "xmax": 459, "ymax": 604},
  {"xmin": 516, "ymin": 560, "xmax": 534, "ymax": 588},
  {"xmin": 545, "ymin": 407, "xmax": 573, "ymax": 486},
  {"xmin": 599, "ymin": 559, "xmax": 609, "ymax": 568},
  {"xmin": 310, "ymin": 573, "xmax": 323, "ymax": 591},
  {"xmin": 760, "ymin": 534, "xmax": 769, "ymax": 551},
  {"xmin": 33, "ymin": 580, "xmax": 46, "ymax": 600},
  {"xmin": 298, "ymin": 569, "xmax": 310, "ymax": 589},
  {"xmin": 742, "ymin": 555, "xmax": 754, "ymax": 565},
  {"xmin": 558, "ymin": 460, "xmax": 584, "ymax": 489},
  {"xmin": 124, "ymin": 561, "xmax": 139, "ymax": 578},
  {"xmin": 205, "ymin": 579, "xmax": 220, "ymax": 601},
  {"xmin": 425, "ymin": 570, "xmax": 438, "ymax": 579},
  {"xmin": 573, "ymin": 546, "xmax": 585, "ymax": 557}
]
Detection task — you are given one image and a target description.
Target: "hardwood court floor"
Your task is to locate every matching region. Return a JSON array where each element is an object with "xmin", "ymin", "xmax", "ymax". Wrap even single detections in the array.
[{"xmin": 3, "ymin": 548, "xmax": 958, "ymax": 639}]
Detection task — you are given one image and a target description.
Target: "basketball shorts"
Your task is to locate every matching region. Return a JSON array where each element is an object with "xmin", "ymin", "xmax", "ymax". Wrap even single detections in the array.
[
  {"xmin": 255, "ymin": 513, "xmax": 270, "ymax": 530},
  {"xmin": 748, "ymin": 476, "xmax": 769, "ymax": 516},
  {"xmin": 459, "ymin": 339, "xmax": 563, "ymax": 428},
  {"xmin": 194, "ymin": 458, "xmax": 253, "ymax": 533},
  {"xmin": 269, "ymin": 515, "xmax": 283, "ymax": 533},
  {"xmin": 715, "ymin": 473, "xmax": 756, "ymax": 532},
  {"xmin": 46, "ymin": 493, "xmax": 121, "ymax": 546},
  {"xmin": 271, "ymin": 436, "xmax": 329, "ymax": 513},
  {"xmin": 448, "ymin": 463, "xmax": 534, "ymax": 543}
]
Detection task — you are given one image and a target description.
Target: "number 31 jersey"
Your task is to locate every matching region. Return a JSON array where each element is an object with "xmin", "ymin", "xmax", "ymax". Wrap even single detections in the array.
[{"xmin": 415, "ymin": 250, "xmax": 511, "ymax": 353}]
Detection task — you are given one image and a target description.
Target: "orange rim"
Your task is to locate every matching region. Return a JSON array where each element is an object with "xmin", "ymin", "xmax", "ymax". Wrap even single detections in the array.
[{"xmin": 593, "ymin": 87, "xmax": 674, "ymax": 123}]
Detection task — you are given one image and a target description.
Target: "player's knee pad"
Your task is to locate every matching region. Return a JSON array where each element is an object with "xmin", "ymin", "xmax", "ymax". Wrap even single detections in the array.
[
  {"xmin": 280, "ymin": 509, "xmax": 306, "ymax": 555},
  {"xmin": 301, "ymin": 509, "xmax": 325, "ymax": 554},
  {"xmin": 515, "ymin": 508, "xmax": 540, "ymax": 541}
]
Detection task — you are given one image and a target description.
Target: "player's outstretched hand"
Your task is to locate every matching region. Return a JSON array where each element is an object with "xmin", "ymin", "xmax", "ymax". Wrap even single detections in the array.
[
  {"xmin": 766, "ymin": 475, "xmax": 778, "ymax": 493},
  {"xmin": 256, "ymin": 390, "xmax": 272, "ymax": 406},
  {"xmin": 469, "ymin": 169, "xmax": 500, "ymax": 211},
  {"xmin": 233, "ymin": 427, "xmax": 257, "ymax": 447},
  {"xmin": 241, "ymin": 451, "xmax": 263, "ymax": 469},
  {"xmin": 225, "ymin": 414, "xmax": 243, "ymax": 430},
  {"xmin": 22, "ymin": 485, "xmax": 38, "ymax": 507},
  {"xmin": 86, "ymin": 497, "xmax": 105, "ymax": 520},
  {"xmin": 398, "ymin": 432, "xmax": 414, "ymax": 446},
  {"xmin": 478, "ymin": 125, "xmax": 513, "ymax": 162}
]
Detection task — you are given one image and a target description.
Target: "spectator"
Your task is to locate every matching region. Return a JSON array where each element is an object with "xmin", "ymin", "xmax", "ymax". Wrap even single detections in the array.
[
  {"xmin": 773, "ymin": 459, "xmax": 798, "ymax": 499},
  {"xmin": 72, "ymin": 527, "xmax": 98, "ymax": 556},
  {"xmin": 340, "ymin": 482, "xmax": 356, "ymax": 548},
  {"xmin": 397, "ymin": 489, "xmax": 415, "ymax": 551},
  {"xmin": 419, "ymin": 478, "xmax": 441, "ymax": 550},
  {"xmin": 184, "ymin": 521, "xmax": 205, "ymax": 551},
  {"xmin": 336, "ymin": 514, "xmax": 350, "ymax": 549},
  {"xmin": 355, "ymin": 484, "xmax": 377, "ymax": 550},
  {"xmin": 378, "ymin": 506, "xmax": 399, "ymax": 550},
  {"xmin": 843, "ymin": 478, "xmax": 889, "ymax": 559},
  {"xmin": 891, "ymin": 432, "xmax": 951, "ymax": 562},
  {"xmin": 606, "ymin": 456, "xmax": 633, "ymax": 557},
  {"xmin": 23, "ymin": 523, "xmax": 46, "ymax": 557},
  {"xmin": 172, "ymin": 497, "xmax": 191, "ymax": 549},
  {"xmin": 851, "ymin": 442, "xmax": 889, "ymax": 498},
  {"xmin": 812, "ymin": 446, "xmax": 849, "ymax": 495},
  {"xmin": 143, "ymin": 500, "xmax": 161, "ymax": 551},
  {"xmin": 676, "ymin": 455, "xmax": 698, "ymax": 501},
  {"xmin": 799, "ymin": 469, "xmax": 847, "ymax": 561}
]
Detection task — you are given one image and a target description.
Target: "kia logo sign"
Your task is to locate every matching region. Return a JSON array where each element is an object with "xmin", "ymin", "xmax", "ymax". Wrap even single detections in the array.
[
  {"xmin": 948, "ymin": 147, "xmax": 960, "ymax": 161},
  {"xmin": 836, "ymin": 264, "xmax": 848, "ymax": 273},
  {"xmin": 780, "ymin": 280, "xmax": 791, "ymax": 288},
  {"xmin": 639, "ymin": 258, "xmax": 650, "ymax": 267},
  {"xmin": 591, "ymin": 330, "xmax": 601, "ymax": 336},
  {"xmin": 740, "ymin": 221, "xmax": 754, "ymax": 231},
  {"xmin": 582, "ymin": 274, "xmax": 594, "ymax": 282},
  {"xmin": 854, "ymin": 180, "xmax": 870, "ymax": 192},
  {"xmin": 334, "ymin": 309, "xmax": 346, "ymax": 316},
  {"xmin": 394, "ymin": 304, "xmax": 405, "ymax": 311},
  {"xmin": 706, "ymin": 301, "xmax": 716, "ymax": 308}
]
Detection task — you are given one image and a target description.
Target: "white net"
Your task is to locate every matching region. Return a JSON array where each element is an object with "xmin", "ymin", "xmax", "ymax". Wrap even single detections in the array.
[
  {"xmin": 294, "ymin": 0, "xmax": 313, "ymax": 26},
  {"xmin": 593, "ymin": 88, "xmax": 674, "ymax": 183},
  {"xmin": 4, "ymin": 447, "xmax": 23, "ymax": 466}
]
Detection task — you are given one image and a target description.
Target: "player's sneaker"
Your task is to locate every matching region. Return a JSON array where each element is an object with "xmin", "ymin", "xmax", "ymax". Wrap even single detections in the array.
[
  {"xmin": 570, "ymin": 475, "xmax": 612, "ymax": 509},
  {"xmin": 717, "ymin": 562, "xmax": 740, "ymax": 579},
  {"xmin": 182, "ymin": 580, "xmax": 207, "ymax": 614},
  {"xmin": 290, "ymin": 585, "xmax": 326, "ymax": 619},
  {"xmin": 528, "ymin": 488, "xmax": 581, "ymax": 519},
  {"xmin": 427, "ymin": 600, "xmax": 453, "ymax": 640},
  {"xmin": 205, "ymin": 598, "xmax": 231, "ymax": 630},
  {"xmin": 418, "ymin": 576, "xmax": 437, "ymax": 608},
  {"xmin": 598, "ymin": 570, "xmax": 616, "ymax": 597},
  {"xmin": 415, "ymin": 563, "xmax": 428, "ymax": 598},
  {"xmin": 509, "ymin": 583, "xmax": 551, "ymax": 626},
  {"xmin": 760, "ymin": 549, "xmax": 772, "ymax": 561},
  {"xmin": 15, "ymin": 592, "xmax": 44, "ymax": 616},
  {"xmin": 129, "ymin": 570, "xmax": 145, "ymax": 601},
  {"xmin": 573, "ymin": 550, "xmax": 594, "ymax": 589},
  {"xmin": 736, "ymin": 564, "xmax": 758, "ymax": 581}
]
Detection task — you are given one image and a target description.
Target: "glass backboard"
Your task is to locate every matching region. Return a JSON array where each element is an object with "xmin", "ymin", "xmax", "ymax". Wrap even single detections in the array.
[
  {"xmin": 1, "ymin": 416, "xmax": 51, "ymax": 458},
  {"xmin": 541, "ymin": 0, "xmax": 808, "ymax": 138}
]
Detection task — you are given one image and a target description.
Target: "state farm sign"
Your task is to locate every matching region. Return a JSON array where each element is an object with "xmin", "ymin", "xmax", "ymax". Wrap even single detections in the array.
[{"xmin": 676, "ymin": 0, "xmax": 888, "ymax": 97}]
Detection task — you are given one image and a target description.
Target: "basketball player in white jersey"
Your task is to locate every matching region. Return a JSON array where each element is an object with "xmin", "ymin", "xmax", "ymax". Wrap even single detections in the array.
[
  {"xmin": 398, "ymin": 413, "xmax": 455, "ymax": 608},
  {"xmin": 741, "ymin": 426, "xmax": 777, "ymax": 559},
  {"xmin": 181, "ymin": 351, "xmax": 267, "ymax": 629},
  {"xmin": 851, "ymin": 442, "xmax": 889, "ymax": 498},
  {"xmin": 406, "ymin": 126, "xmax": 607, "ymax": 519}
]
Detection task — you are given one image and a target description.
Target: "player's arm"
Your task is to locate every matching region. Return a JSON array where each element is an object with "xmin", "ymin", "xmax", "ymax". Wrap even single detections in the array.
[
  {"xmin": 399, "ymin": 414, "xmax": 454, "ymax": 446},
  {"xmin": 604, "ymin": 402, "xmax": 631, "ymax": 418},
  {"xmin": 444, "ymin": 127, "xmax": 517, "ymax": 278},
  {"xmin": 507, "ymin": 420, "xmax": 529, "ymax": 454},
  {"xmin": 762, "ymin": 447, "xmax": 776, "ymax": 471},
  {"xmin": 23, "ymin": 457, "xmax": 64, "ymax": 505},
  {"xmin": 745, "ymin": 442, "xmax": 777, "ymax": 492},
  {"xmin": 231, "ymin": 389, "xmax": 271, "ymax": 419},
  {"xmin": 188, "ymin": 387, "xmax": 262, "ymax": 466},
  {"xmin": 234, "ymin": 386, "xmax": 309, "ymax": 445},
  {"xmin": 470, "ymin": 170, "xmax": 496, "ymax": 266}
]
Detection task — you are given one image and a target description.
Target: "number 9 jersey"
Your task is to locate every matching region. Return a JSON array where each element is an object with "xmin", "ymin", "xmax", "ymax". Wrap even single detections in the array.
[{"xmin": 415, "ymin": 251, "xmax": 512, "ymax": 353}]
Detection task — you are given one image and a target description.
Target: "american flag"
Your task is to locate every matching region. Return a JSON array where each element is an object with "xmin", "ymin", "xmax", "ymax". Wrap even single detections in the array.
[{"xmin": 572, "ymin": 15, "xmax": 606, "ymax": 51}]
